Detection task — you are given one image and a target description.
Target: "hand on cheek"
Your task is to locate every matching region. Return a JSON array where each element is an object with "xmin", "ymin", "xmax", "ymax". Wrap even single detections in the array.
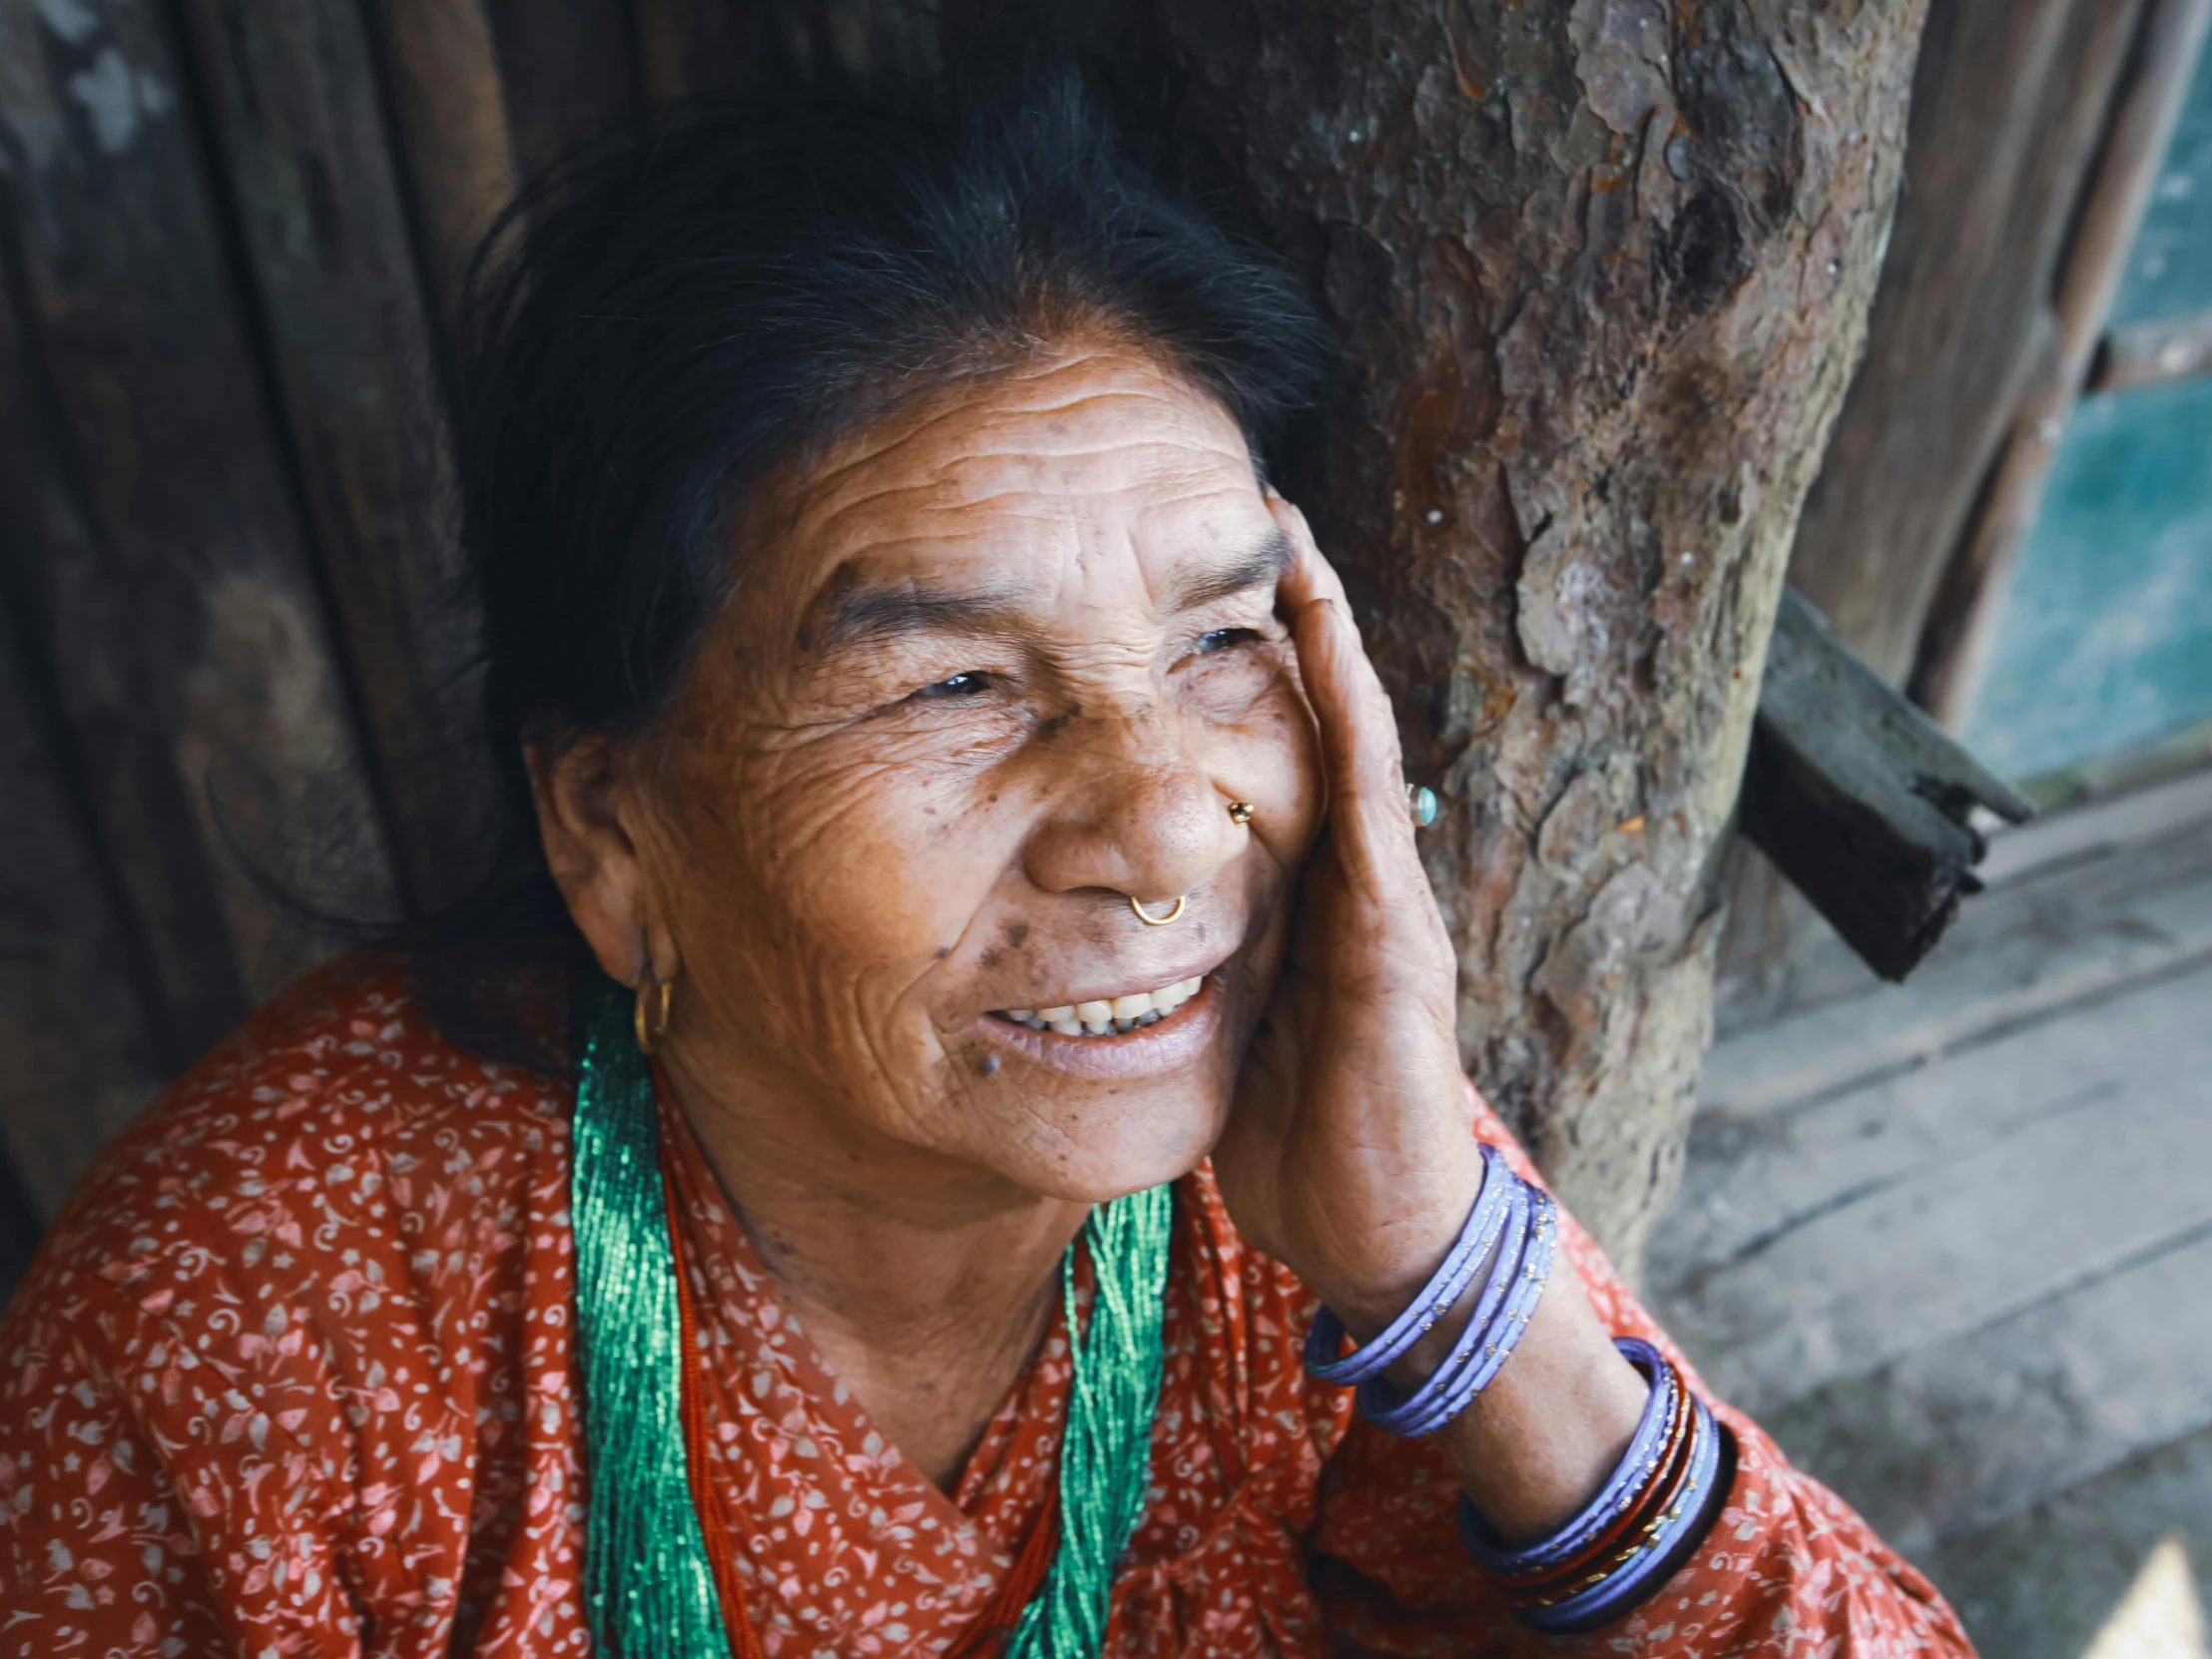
[
  {"xmin": 1211, "ymin": 494, "xmax": 1479, "ymax": 1325},
  {"xmin": 1226, "ymin": 494, "xmax": 1650, "ymax": 1542}
]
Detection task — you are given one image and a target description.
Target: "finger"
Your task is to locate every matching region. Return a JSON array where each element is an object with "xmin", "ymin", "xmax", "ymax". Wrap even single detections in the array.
[{"xmin": 1268, "ymin": 499, "xmax": 1425, "ymax": 903}]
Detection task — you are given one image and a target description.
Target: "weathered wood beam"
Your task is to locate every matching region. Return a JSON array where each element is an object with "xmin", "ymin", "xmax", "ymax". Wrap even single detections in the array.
[
  {"xmin": 173, "ymin": 0, "xmax": 498, "ymax": 916},
  {"xmin": 356, "ymin": 0, "xmax": 519, "ymax": 338},
  {"xmin": 1712, "ymin": 0, "xmax": 2144, "ymax": 1027},
  {"xmin": 0, "ymin": 268, "xmax": 175, "ymax": 1232},
  {"xmin": 1743, "ymin": 589, "xmax": 2034, "ymax": 983},
  {"xmin": 0, "ymin": 0, "xmax": 392, "ymax": 1024},
  {"xmin": 1778, "ymin": 0, "xmax": 2146, "ymax": 686},
  {"xmin": 1911, "ymin": 0, "xmax": 2212, "ymax": 728},
  {"xmin": 632, "ymin": 0, "xmax": 745, "ymax": 102},
  {"xmin": 480, "ymin": 0, "xmax": 637, "ymax": 183},
  {"xmin": 2089, "ymin": 308, "xmax": 2212, "ymax": 391},
  {"xmin": 0, "ymin": 616, "xmax": 170, "ymax": 1225}
]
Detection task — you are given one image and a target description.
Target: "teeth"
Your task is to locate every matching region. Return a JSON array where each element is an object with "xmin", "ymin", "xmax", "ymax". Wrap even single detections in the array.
[{"xmin": 1000, "ymin": 977, "xmax": 1205, "ymax": 1038}]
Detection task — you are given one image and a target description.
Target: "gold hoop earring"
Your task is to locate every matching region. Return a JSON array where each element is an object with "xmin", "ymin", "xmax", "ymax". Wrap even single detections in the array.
[
  {"xmin": 633, "ymin": 975, "xmax": 675, "ymax": 1054},
  {"xmin": 1226, "ymin": 801, "xmax": 1255, "ymax": 826},
  {"xmin": 1129, "ymin": 894, "xmax": 1187, "ymax": 927}
]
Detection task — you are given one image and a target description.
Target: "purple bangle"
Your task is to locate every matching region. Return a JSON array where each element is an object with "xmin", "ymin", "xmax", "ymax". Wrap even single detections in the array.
[
  {"xmin": 1357, "ymin": 1178, "xmax": 1537, "ymax": 1436},
  {"xmin": 1365, "ymin": 1185, "xmax": 1556, "ymax": 1437},
  {"xmin": 1521, "ymin": 1395, "xmax": 1728, "ymax": 1634},
  {"xmin": 1303, "ymin": 1144, "xmax": 1511, "ymax": 1385},
  {"xmin": 1356, "ymin": 1181, "xmax": 1525, "ymax": 1434},
  {"xmin": 1456, "ymin": 1338, "xmax": 1676, "ymax": 1576},
  {"xmin": 1528, "ymin": 1402, "xmax": 1720, "ymax": 1631},
  {"xmin": 1453, "ymin": 1188, "xmax": 1558, "ymax": 1401}
]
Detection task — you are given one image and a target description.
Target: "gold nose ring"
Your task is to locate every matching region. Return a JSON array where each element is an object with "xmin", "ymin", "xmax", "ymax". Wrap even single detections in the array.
[
  {"xmin": 1129, "ymin": 894, "xmax": 1187, "ymax": 927},
  {"xmin": 1226, "ymin": 801, "xmax": 1255, "ymax": 826}
]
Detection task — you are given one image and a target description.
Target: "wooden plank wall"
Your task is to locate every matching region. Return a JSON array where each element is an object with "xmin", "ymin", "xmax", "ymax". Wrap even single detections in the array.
[
  {"xmin": 0, "ymin": 0, "xmax": 859, "ymax": 1244},
  {"xmin": 1712, "ymin": 0, "xmax": 2159, "ymax": 1028}
]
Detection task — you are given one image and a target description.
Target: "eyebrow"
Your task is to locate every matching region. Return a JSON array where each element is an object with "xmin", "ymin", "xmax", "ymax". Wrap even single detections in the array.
[
  {"xmin": 803, "ymin": 584, "xmax": 1019, "ymax": 654},
  {"xmin": 800, "ymin": 525, "xmax": 1297, "ymax": 655},
  {"xmin": 1171, "ymin": 525, "xmax": 1296, "ymax": 612}
]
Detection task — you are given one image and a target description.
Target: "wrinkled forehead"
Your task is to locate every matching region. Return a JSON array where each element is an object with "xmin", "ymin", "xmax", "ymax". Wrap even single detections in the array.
[{"xmin": 748, "ymin": 346, "xmax": 1277, "ymax": 645}]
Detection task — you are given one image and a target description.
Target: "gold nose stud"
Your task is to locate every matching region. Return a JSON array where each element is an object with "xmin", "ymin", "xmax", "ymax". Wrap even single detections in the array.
[
  {"xmin": 1226, "ymin": 801, "xmax": 1255, "ymax": 826},
  {"xmin": 1129, "ymin": 894, "xmax": 1188, "ymax": 926}
]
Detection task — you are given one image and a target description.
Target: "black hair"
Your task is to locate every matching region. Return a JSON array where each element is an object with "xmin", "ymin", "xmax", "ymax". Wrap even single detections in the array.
[{"xmin": 440, "ymin": 68, "xmax": 1329, "ymax": 947}]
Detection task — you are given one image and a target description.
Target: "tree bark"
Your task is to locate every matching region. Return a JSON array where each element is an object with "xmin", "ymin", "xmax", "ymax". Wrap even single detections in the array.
[{"xmin": 1147, "ymin": 0, "xmax": 1928, "ymax": 1272}]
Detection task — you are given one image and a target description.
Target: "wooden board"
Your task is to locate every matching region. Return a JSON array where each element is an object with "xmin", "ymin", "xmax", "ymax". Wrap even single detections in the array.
[
  {"xmin": 174, "ymin": 0, "xmax": 498, "ymax": 915},
  {"xmin": 1714, "ymin": 0, "xmax": 2147, "ymax": 1019},
  {"xmin": 1701, "ymin": 806, "xmax": 2212, "ymax": 1113},
  {"xmin": 1914, "ymin": 1425, "xmax": 2212, "ymax": 1659},
  {"xmin": 1783, "ymin": 0, "xmax": 2145, "ymax": 685},
  {"xmin": 0, "ymin": 623, "xmax": 169, "ymax": 1225},
  {"xmin": 2091, "ymin": 308, "xmax": 2212, "ymax": 390},
  {"xmin": 1738, "ymin": 587, "xmax": 2032, "ymax": 983},
  {"xmin": 0, "ymin": 0, "xmax": 396, "ymax": 1028},
  {"xmin": 1912, "ymin": 0, "xmax": 2212, "ymax": 729},
  {"xmin": 481, "ymin": 0, "xmax": 636, "ymax": 184},
  {"xmin": 0, "ymin": 246, "xmax": 172, "ymax": 1225},
  {"xmin": 1653, "ymin": 960, "xmax": 2212, "ymax": 1414},
  {"xmin": 1756, "ymin": 1229, "xmax": 2212, "ymax": 1553},
  {"xmin": 1978, "ymin": 762, "xmax": 2212, "ymax": 883},
  {"xmin": 355, "ymin": 0, "xmax": 517, "ymax": 335}
]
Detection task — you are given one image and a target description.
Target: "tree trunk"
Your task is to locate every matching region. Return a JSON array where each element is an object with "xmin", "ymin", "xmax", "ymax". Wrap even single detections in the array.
[{"xmin": 1143, "ymin": 0, "xmax": 1929, "ymax": 1272}]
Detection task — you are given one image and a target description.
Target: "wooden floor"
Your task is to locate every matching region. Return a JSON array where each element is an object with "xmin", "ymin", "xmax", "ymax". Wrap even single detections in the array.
[{"xmin": 1650, "ymin": 765, "xmax": 2212, "ymax": 1659}]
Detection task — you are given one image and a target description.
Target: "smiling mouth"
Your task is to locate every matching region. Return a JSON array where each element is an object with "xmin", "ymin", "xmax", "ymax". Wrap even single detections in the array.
[{"xmin": 992, "ymin": 974, "xmax": 1207, "ymax": 1037}]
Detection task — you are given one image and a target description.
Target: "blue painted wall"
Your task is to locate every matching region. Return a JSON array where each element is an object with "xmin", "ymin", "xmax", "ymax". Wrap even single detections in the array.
[{"xmin": 1963, "ymin": 37, "xmax": 2212, "ymax": 784}]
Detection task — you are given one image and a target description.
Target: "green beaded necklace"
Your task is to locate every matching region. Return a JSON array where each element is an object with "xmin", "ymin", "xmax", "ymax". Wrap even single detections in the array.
[{"xmin": 570, "ymin": 967, "xmax": 1174, "ymax": 1658}]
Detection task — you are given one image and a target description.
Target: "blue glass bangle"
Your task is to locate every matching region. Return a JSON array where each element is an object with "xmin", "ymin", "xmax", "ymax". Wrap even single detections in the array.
[
  {"xmin": 1453, "ymin": 1189, "xmax": 1558, "ymax": 1401},
  {"xmin": 1357, "ymin": 1178, "xmax": 1537, "ymax": 1436},
  {"xmin": 1366, "ymin": 1185, "xmax": 1556, "ymax": 1438},
  {"xmin": 1456, "ymin": 1338, "xmax": 1677, "ymax": 1577},
  {"xmin": 1303, "ymin": 1144, "xmax": 1511, "ymax": 1385},
  {"xmin": 1525, "ymin": 1402, "xmax": 1719, "ymax": 1631},
  {"xmin": 1353, "ymin": 1179, "xmax": 1526, "ymax": 1434},
  {"xmin": 1519, "ymin": 1396, "xmax": 1728, "ymax": 1635}
]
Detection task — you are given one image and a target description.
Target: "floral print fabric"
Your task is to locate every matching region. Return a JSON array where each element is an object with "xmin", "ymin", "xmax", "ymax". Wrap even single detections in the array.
[{"xmin": 0, "ymin": 956, "xmax": 1974, "ymax": 1656}]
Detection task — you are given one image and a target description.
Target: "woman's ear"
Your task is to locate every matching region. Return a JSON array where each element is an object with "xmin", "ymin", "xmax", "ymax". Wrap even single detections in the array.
[{"xmin": 526, "ymin": 736, "xmax": 676, "ymax": 989}]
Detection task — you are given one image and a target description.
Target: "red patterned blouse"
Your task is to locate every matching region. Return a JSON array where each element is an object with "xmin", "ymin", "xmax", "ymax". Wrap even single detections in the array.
[{"xmin": 0, "ymin": 955, "xmax": 1974, "ymax": 1656}]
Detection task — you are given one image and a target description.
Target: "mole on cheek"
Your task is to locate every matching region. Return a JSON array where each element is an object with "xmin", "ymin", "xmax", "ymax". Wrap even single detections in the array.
[
  {"xmin": 977, "ymin": 1053, "xmax": 1001, "ymax": 1077},
  {"xmin": 1004, "ymin": 922, "xmax": 1030, "ymax": 948}
]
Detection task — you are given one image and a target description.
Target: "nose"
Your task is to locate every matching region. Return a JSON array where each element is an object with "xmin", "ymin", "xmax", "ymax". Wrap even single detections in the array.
[{"xmin": 1021, "ymin": 702, "xmax": 1241, "ymax": 907}]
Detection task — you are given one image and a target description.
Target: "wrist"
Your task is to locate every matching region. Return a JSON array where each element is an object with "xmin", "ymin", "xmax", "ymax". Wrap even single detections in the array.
[{"xmin": 1306, "ymin": 1161, "xmax": 1489, "ymax": 1339}]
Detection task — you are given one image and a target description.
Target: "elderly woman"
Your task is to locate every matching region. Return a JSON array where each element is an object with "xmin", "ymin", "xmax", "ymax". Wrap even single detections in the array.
[{"xmin": 0, "ymin": 82, "xmax": 1971, "ymax": 1659}]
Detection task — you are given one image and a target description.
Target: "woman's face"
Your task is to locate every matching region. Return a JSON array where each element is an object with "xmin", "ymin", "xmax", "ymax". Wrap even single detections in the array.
[{"xmin": 605, "ymin": 341, "xmax": 1323, "ymax": 1202}]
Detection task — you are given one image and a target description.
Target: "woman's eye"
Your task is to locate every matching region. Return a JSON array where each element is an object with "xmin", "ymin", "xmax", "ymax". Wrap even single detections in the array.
[
  {"xmin": 1196, "ymin": 627, "xmax": 1263, "ymax": 655},
  {"xmin": 914, "ymin": 671, "xmax": 992, "ymax": 700}
]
